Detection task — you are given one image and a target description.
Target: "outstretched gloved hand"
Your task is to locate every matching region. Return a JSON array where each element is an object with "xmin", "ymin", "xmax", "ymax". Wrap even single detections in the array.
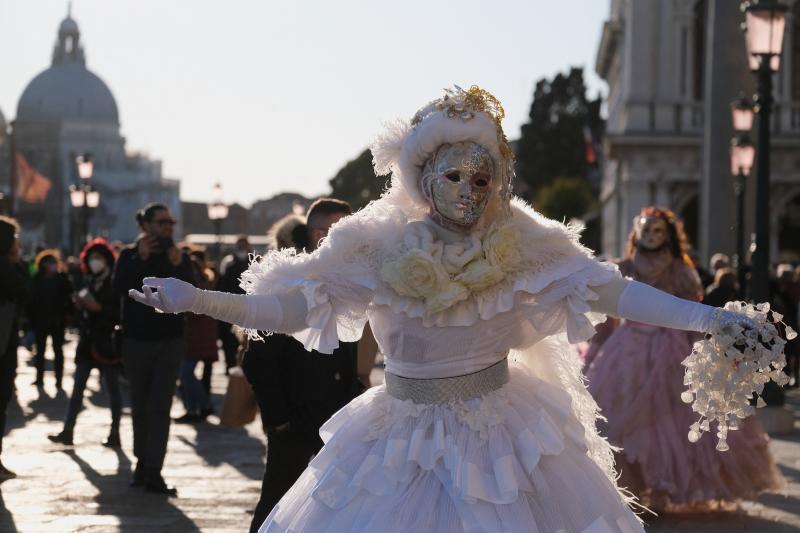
[{"xmin": 129, "ymin": 277, "xmax": 198, "ymax": 314}]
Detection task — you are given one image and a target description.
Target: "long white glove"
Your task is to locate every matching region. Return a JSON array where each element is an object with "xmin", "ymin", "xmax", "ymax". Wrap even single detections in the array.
[
  {"xmin": 590, "ymin": 277, "xmax": 757, "ymax": 333},
  {"xmin": 128, "ymin": 277, "xmax": 309, "ymax": 332}
]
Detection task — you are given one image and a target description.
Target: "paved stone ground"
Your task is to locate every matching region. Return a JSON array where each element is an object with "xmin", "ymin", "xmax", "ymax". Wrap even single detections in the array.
[{"xmin": 0, "ymin": 337, "xmax": 798, "ymax": 532}]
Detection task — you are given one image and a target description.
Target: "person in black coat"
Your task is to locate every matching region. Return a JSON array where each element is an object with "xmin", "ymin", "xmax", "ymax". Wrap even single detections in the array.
[
  {"xmin": 29, "ymin": 249, "xmax": 73, "ymax": 390},
  {"xmin": 113, "ymin": 203, "xmax": 194, "ymax": 496},
  {"xmin": 217, "ymin": 235, "xmax": 252, "ymax": 372},
  {"xmin": 242, "ymin": 200, "xmax": 365, "ymax": 532},
  {"xmin": 0, "ymin": 216, "xmax": 30, "ymax": 479},
  {"xmin": 49, "ymin": 238, "xmax": 122, "ymax": 447}
]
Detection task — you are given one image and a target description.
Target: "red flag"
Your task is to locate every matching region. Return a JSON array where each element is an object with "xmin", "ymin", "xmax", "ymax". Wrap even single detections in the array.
[
  {"xmin": 583, "ymin": 126, "xmax": 597, "ymax": 165},
  {"xmin": 15, "ymin": 152, "xmax": 52, "ymax": 203}
]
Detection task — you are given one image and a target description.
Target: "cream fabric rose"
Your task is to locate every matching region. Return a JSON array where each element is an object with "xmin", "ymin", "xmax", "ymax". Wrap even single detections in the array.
[
  {"xmin": 425, "ymin": 281, "xmax": 470, "ymax": 314},
  {"xmin": 381, "ymin": 249, "xmax": 449, "ymax": 299},
  {"xmin": 441, "ymin": 235, "xmax": 483, "ymax": 275},
  {"xmin": 456, "ymin": 258, "xmax": 504, "ymax": 292},
  {"xmin": 483, "ymin": 225, "xmax": 522, "ymax": 272}
]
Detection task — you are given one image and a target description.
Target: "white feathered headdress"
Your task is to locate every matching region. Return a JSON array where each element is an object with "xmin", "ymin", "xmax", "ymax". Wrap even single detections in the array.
[{"xmin": 370, "ymin": 85, "xmax": 515, "ymax": 219}]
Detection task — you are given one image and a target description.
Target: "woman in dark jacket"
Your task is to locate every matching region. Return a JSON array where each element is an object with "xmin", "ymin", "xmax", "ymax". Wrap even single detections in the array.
[
  {"xmin": 29, "ymin": 249, "xmax": 73, "ymax": 389},
  {"xmin": 0, "ymin": 216, "xmax": 29, "ymax": 478},
  {"xmin": 49, "ymin": 239, "xmax": 122, "ymax": 447}
]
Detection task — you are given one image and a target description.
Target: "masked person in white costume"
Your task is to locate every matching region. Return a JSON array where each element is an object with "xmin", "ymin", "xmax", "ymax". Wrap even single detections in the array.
[{"xmin": 131, "ymin": 87, "xmax": 765, "ymax": 532}]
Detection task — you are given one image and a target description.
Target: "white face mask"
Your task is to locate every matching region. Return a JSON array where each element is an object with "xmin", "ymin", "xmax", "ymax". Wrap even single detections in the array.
[
  {"xmin": 88, "ymin": 258, "xmax": 107, "ymax": 274},
  {"xmin": 234, "ymin": 250, "xmax": 249, "ymax": 261}
]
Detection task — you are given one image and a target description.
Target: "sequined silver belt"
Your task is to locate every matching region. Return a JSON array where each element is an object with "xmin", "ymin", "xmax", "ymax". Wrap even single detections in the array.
[{"xmin": 384, "ymin": 358, "xmax": 509, "ymax": 404}]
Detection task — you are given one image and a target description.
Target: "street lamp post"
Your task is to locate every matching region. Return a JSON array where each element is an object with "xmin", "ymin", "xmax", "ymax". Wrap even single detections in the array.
[
  {"xmin": 69, "ymin": 153, "xmax": 99, "ymax": 251},
  {"xmin": 742, "ymin": 0, "xmax": 788, "ymax": 303},
  {"xmin": 207, "ymin": 183, "xmax": 229, "ymax": 261},
  {"xmin": 730, "ymin": 133, "xmax": 755, "ymax": 293}
]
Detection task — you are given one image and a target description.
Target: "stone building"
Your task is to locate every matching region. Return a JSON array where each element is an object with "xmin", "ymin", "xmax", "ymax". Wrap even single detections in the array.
[
  {"xmin": 9, "ymin": 12, "xmax": 181, "ymax": 250},
  {"xmin": 597, "ymin": 0, "xmax": 800, "ymax": 263}
]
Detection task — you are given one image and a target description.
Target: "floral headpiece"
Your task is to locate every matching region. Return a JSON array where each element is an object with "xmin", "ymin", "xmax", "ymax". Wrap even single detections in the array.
[{"xmin": 371, "ymin": 85, "xmax": 515, "ymax": 219}]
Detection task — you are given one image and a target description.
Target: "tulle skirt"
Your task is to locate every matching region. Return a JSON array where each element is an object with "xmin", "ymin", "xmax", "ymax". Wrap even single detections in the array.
[
  {"xmin": 259, "ymin": 361, "xmax": 643, "ymax": 533},
  {"xmin": 586, "ymin": 323, "xmax": 783, "ymax": 508}
]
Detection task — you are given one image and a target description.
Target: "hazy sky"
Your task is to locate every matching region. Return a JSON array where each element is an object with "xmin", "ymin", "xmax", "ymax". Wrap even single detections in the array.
[{"xmin": 1, "ymin": 0, "xmax": 610, "ymax": 207}]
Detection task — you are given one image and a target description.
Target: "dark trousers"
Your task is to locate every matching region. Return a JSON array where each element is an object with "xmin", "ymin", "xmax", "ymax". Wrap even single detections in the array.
[
  {"xmin": 248, "ymin": 384, "xmax": 323, "ymax": 533},
  {"xmin": 34, "ymin": 326, "xmax": 64, "ymax": 384},
  {"xmin": 218, "ymin": 322, "xmax": 239, "ymax": 370},
  {"xmin": 63, "ymin": 357, "xmax": 122, "ymax": 436},
  {"xmin": 122, "ymin": 337, "xmax": 183, "ymax": 472},
  {"xmin": 0, "ymin": 346, "xmax": 17, "ymax": 455}
]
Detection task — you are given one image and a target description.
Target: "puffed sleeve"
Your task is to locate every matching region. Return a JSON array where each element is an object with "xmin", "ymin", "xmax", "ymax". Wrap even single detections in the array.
[{"xmin": 240, "ymin": 204, "xmax": 402, "ymax": 353}]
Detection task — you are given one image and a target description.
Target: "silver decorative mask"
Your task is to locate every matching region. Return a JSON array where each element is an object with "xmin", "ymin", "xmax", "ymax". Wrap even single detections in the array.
[{"xmin": 422, "ymin": 142, "xmax": 494, "ymax": 229}]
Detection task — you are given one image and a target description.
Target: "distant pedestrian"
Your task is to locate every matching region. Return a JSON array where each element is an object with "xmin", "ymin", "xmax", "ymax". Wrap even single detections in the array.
[
  {"xmin": 177, "ymin": 249, "xmax": 217, "ymax": 423},
  {"xmin": 113, "ymin": 203, "xmax": 193, "ymax": 496},
  {"xmin": 0, "ymin": 216, "xmax": 30, "ymax": 479},
  {"xmin": 703, "ymin": 267, "xmax": 740, "ymax": 308},
  {"xmin": 29, "ymin": 249, "xmax": 73, "ymax": 390},
  {"xmin": 49, "ymin": 239, "xmax": 122, "ymax": 447},
  {"xmin": 217, "ymin": 235, "xmax": 251, "ymax": 372}
]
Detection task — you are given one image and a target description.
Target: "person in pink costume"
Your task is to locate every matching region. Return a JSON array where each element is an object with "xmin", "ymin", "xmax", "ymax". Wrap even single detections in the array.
[{"xmin": 585, "ymin": 207, "xmax": 783, "ymax": 511}]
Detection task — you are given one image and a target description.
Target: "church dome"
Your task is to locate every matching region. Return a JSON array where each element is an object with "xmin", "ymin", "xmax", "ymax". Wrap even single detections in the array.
[
  {"xmin": 17, "ymin": 64, "xmax": 119, "ymax": 124},
  {"xmin": 16, "ymin": 13, "xmax": 119, "ymax": 125}
]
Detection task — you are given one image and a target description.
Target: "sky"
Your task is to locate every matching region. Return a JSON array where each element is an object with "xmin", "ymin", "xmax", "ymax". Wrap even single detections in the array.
[{"xmin": 0, "ymin": 0, "xmax": 610, "ymax": 207}]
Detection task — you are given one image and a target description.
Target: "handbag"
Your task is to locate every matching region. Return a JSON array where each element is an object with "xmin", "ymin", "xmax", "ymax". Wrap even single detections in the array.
[
  {"xmin": 89, "ymin": 326, "xmax": 122, "ymax": 366},
  {"xmin": 220, "ymin": 366, "xmax": 258, "ymax": 427}
]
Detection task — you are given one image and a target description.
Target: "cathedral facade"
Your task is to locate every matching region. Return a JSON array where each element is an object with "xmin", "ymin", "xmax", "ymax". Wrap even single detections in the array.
[
  {"xmin": 7, "ymin": 12, "xmax": 182, "ymax": 250},
  {"xmin": 597, "ymin": 0, "xmax": 800, "ymax": 264}
]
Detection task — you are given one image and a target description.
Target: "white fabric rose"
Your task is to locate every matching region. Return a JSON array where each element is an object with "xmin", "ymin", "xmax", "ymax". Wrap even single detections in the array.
[
  {"xmin": 425, "ymin": 281, "xmax": 470, "ymax": 314},
  {"xmin": 381, "ymin": 249, "xmax": 449, "ymax": 299},
  {"xmin": 456, "ymin": 258, "xmax": 504, "ymax": 292},
  {"xmin": 483, "ymin": 225, "xmax": 522, "ymax": 272}
]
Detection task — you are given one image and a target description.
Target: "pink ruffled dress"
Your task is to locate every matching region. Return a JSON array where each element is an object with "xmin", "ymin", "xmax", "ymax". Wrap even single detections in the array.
[
  {"xmin": 585, "ymin": 250, "xmax": 783, "ymax": 509},
  {"xmin": 243, "ymin": 201, "xmax": 645, "ymax": 532}
]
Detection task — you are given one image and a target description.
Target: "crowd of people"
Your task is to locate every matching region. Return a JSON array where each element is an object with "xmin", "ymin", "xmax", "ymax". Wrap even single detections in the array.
[{"xmin": 0, "ymin": 198, "xmax": 374, "ymax": 514}]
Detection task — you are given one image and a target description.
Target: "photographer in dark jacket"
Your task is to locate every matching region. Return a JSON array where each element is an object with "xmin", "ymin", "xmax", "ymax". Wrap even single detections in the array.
[
  {"xmin": 242, "ymin": 200, "xmax": 364, "ymax": 531},
  {"xmin": 113, "ymin": 203, "xmax": 193, "ymax": 496},
  {"xmin": 49, "ymin": 239, "xmax": 121, "ymax": 447},
  {"xmin": 0, "ymin": 216, "xmax": 30, "ymax": 479}
]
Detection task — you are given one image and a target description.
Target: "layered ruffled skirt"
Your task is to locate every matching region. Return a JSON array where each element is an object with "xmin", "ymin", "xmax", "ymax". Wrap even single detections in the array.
[
  {"xmin": 259, "ymin": 362, "xmax": 643, "ymax": 532},
  {"xmin": 586, "ymin": 323, "xmax": 783, "ymax": 508}
]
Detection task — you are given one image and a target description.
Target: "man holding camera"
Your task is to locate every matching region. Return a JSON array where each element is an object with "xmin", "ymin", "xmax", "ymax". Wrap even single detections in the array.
[{"xmin": 113, "ymin": 203, "xmax": 193, "ymax": 496}]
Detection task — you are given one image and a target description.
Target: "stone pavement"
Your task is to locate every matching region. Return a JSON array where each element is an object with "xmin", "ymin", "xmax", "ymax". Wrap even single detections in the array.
[{"xmin": 0, "ymin": 337, "xmax": 798, "ymax": 532}]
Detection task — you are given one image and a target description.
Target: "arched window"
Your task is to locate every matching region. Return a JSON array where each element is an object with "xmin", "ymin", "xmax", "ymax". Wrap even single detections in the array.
[{"xmin": 693, "ymin": 0, "xmax": 707, "ymax": 101}]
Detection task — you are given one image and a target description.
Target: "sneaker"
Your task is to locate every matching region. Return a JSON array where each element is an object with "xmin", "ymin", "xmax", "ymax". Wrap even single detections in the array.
[
  {"xmin": 174, "ymin": 413, "xmax": 202, "ymax": 424},
  {"xmin": 144, "ymin": 474, "xmax": 177, "ymax": 497},
  {"xmin": 47, "ymin": 431, "xmax": 74, "ymax": 446},
  {"xmin": 199, "ymin": 406, "xmax": 214, "ymax": 419}
]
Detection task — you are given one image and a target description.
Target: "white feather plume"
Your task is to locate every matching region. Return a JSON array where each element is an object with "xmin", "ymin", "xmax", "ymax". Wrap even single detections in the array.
[{"xmin": 370, "ymin": 118, "xmax": 411, "ymax": 176}]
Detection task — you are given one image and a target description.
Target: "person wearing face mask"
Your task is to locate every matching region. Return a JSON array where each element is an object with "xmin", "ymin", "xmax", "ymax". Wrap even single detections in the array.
[
  {"xmin": 127, "ymin": 87, "xmax": 786, "ymax": 532},
  {"xmin": 29, "ymin": 249, "xmax": 73, "ymax": 390},
  {"xmin": 585, "ymin": 207, "xmax": 781, "ymax": 511},
  {"xmin": 217, "ymin": 235, "xmax": 252, "ymax": 373},
  {"xmin": 49, "ymin": 239, "xmax": 122, "ymax": 447}
]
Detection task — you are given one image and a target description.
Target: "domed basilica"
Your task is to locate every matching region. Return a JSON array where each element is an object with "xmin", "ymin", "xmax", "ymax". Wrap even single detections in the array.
[{"xmin": 4, "ymin": 11, "xmax": 181, "ymax": 249}]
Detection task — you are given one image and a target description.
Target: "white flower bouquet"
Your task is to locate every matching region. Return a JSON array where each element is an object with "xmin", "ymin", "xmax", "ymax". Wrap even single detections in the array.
[{"xmin": 681, "ymin": 301, "xmax": 797, "ymax": 451}]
